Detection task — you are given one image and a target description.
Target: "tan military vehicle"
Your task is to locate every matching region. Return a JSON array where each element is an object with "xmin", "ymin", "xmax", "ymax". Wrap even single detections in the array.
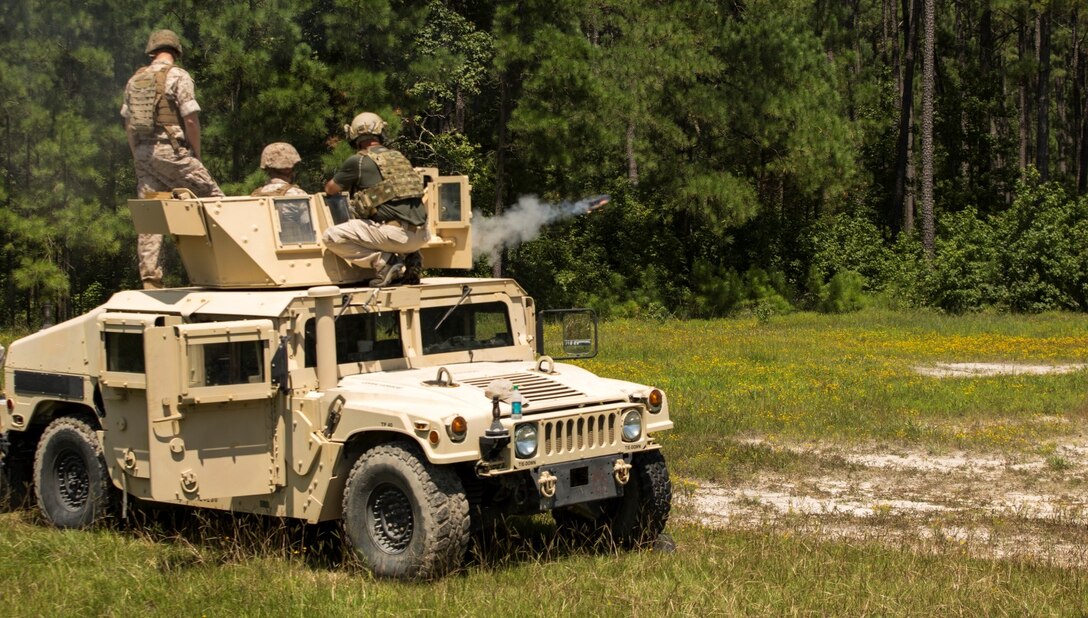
[{"xmin": 0, "ymin": 170, "xmax": 673, "ymax": 579}]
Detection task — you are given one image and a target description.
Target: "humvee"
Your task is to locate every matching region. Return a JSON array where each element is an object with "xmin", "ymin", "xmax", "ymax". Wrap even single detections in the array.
[{"xmin": 0, "ymin": 170, "xmax": 673, "ymax": 579}]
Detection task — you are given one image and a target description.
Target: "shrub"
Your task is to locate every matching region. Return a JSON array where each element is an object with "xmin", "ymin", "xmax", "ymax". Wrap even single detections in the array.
[
  {"xmin": 807, "ymin": 211, "xmax": 892, "ymax": 289},
  {"xmin": 993, "ymin": 172, "xmax": 1088, "ymax": 312},
  {"xmin": 921, "ymin": 207, "xmax": 1000, "ymax": 313},
  {"xmin": 819, "ymin": 270, "xmax": 867, "ymax": 313}
]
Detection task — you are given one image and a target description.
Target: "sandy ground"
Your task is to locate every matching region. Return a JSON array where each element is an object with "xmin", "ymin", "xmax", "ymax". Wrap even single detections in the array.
[
  {"xmin": 913, "ymin": 362, "xmax": 1088, "ymax": 378},
  {"xmin": 675, "ymin": 436, "xmax": 1088, "ymax": 567}
]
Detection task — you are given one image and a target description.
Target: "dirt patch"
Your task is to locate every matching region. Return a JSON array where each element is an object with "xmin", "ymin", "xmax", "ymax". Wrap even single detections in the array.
[
  {"xmin": 913, "ymin": 362, "xmax": 1087, "ymax": 378},
  {"xmin": 676, "ymin": 439, "xmax": 1088, "ymax": 567}
]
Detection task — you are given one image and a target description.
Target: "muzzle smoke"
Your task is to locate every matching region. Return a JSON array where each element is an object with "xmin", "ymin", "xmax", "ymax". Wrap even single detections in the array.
[{"xmin": 472, "ymin": 195, "xmax": 608, "ymax": 264}]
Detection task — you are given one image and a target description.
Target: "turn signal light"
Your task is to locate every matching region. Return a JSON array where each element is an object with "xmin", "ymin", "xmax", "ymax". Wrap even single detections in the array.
[
  {"xmin": 647, "ymin": 389, "xmax": 663, "ymax": 413},
  {"xmin": 450, "ymin": 416, "xmax": 467, "ymax": 434}
]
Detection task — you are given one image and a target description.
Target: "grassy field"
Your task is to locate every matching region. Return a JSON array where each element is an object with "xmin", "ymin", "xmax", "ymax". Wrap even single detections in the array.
[
  {"xmin": 0, "ymin": 509, "xmax": 1084, "ymax": 616},
  {"xmin": 3, "ymin": 309, "xmax": 1088, "ymax": 614},
  {"xmin": 578, "ymin": 309, "xmax": 1088, "ymax": 481}
]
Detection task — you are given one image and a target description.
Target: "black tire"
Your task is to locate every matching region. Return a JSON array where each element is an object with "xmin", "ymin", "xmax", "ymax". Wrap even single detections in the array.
[
  {"xmin": 553, "ymin": 450, "xmax": 672, "ymax": 549},
  {"xmin": 341, "ymin": 441, "xmax": 470, "ymax": 579},
  {"xmin": 34, "ymin": 417, "xmax": 116, "ymax": 528}
]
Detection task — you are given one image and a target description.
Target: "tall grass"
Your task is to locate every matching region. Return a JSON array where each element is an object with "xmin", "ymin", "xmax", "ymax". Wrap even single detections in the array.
[{"xmin": 0, "ymin": 510, "xmax": 1084, "ymax": 616}]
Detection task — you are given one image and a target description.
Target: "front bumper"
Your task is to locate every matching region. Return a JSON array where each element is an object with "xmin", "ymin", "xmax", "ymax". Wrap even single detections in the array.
[{"xmin": 529, "ymin": 453, "xmax": 632, "ymax": 510}]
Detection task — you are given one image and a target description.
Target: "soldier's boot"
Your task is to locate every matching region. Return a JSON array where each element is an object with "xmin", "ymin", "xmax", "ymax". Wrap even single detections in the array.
[
  {"xmin": 404, "ymin": 251, "xmax": 423, "ymax": 285},
  {"xmin": 369, "ymin": 256, "xmax": 405, "ymax": 287}
]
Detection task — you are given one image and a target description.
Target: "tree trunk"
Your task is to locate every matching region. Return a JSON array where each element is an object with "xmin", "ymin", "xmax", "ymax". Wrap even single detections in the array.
[
  {"xmin": 893, "ymin": 0, "xmax": 918, "ymax": 235},
  {"xmin": 921, "ymin": 0, "xmax": 935, "ymax": 259},
  {"xmin": 626, "ymin": 121, "xmax": 638, "ymax": 185},
  {"xmin": 1036, "ymin": 9, "xmax": 1051, "ymax": 181},
  {"xmin": 491, "ymin": 76, "xmax": 509, "ymax": 278},
  {"xmin": 455, "ymin": 85, "xmax": 465, "ymax": 133},
  {"xmin": 1019, "ymin": 14, "xmax": 1031, "ymax": 171},
  {"xmin": 1080, "ymin": 46, "xmax": 1088, "ymax": 194}
]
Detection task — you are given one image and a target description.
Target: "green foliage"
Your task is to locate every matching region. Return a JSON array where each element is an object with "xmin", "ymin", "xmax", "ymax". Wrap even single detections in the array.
[
  {"xmin": 809, "ymin": 270, "xmax": 867, "ymax": 314},
  {"xmin": 920, "ymin": 207, "xmax": 1000, "ymax": 313},
  {"xmin": 808, "ymin": 212, "xmax": 892, "ymax": 288},
  {"xmin": 3, "ymin": 0, "xmax": 1088, "ymax": 324},
  {"xmin": 993, "ymin": 172, "xmax": 1088, "ymax": 312},
  {"xmin": 690, "ymin": 263, "xmax": 793, "ymax": 318}
]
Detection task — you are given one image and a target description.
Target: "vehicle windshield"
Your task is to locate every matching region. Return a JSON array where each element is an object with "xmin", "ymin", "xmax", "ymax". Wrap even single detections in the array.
[{"xmin": 421, "ymin": 301, "xmax": 513, "ymax": 354}]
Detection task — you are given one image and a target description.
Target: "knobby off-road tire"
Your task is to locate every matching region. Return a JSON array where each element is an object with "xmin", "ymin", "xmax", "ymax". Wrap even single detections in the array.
[
  {"xmin": 34, "ymin": 417, "xmax": 116, "ymax": 528},
  {"xmin": 342, "ymin": 441, "xmax": 470, "ymax": 579},
  {"xmin": 553, "ymin": 450, "xmax": 672, "ymax": 549}
]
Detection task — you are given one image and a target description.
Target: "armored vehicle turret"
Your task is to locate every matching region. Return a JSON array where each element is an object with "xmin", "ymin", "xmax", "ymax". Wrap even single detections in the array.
[{"xmin": 0, "ymin": 169, "xmax": 673, "ymax": 579}]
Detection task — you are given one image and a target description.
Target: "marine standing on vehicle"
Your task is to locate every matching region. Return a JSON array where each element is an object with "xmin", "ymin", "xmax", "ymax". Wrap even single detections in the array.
[
  {"xmin": 121, "ymin": 28, "xmax": 224, "ymax": 290},
  {"xmin": 322, "ymin": 112, "xmax": 429, "ymax": 287}
]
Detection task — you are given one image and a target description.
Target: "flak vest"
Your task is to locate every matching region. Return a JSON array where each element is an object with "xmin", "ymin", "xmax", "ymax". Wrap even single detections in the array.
[
  {"xmin": 349, "ymin": 147, "xmax": 425, "ymax": 220},
  {"xmin": 128, "ymin": 64, "xmax": 182, "ymax": 145}
]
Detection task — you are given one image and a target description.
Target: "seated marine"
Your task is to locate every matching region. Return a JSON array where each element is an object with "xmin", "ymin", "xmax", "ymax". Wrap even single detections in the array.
[{"xmin": 322, "ymin": 112, "xmax": 428, "ymax": 287}]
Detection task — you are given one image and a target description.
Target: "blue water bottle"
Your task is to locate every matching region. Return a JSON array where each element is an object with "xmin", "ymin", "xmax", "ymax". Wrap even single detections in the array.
[{"xmin": 511, "ymin": 385, "xmax": 523, "ymax": 419}]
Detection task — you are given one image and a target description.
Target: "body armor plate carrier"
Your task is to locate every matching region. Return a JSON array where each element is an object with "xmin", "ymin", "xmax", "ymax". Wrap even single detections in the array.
[
  {"xmin": 128, "ymin": 65, "xmax": 182, "ymax": 138},
  {"xmin": 350, "ymin": 147, "xmax": 424, "ymax": 219}
]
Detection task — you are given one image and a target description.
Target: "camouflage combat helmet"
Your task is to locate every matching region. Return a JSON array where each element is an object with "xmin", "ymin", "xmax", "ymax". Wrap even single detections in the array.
[
  {"xmin": 146, "ymin": 29, "xmax": 182, "ymax": 57},
  {"xmin": 260, "ymin": 142, "xmax": 301, "ymax": 170},
  {"xmin": 345, "ymin": 112, "xmax": 386, "ymax": 142}
]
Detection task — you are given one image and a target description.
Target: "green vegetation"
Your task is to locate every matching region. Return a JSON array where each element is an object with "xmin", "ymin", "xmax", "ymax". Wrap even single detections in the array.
[
  {"xmin": 578, "ymin": 309, "xmax": 1088, "ymax": 480},
  {"xmin": 4, "ymin": 2, "xmax": 1088, "ymax": 324},
  {"xmin": 0, "ymin": 511, "xmax": 1084, "ymax": 616}
]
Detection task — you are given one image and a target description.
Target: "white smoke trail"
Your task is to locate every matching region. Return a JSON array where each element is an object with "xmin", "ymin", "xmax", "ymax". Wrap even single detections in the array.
[{"xmin": 472, "ymin": 195, "xmax": 608, "ymax": 264}]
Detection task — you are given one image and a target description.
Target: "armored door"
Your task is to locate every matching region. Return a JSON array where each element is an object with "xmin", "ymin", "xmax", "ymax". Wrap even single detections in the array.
[{"xmin": 144, "ymin": 319, "xmax": 280, "ymax": 501}]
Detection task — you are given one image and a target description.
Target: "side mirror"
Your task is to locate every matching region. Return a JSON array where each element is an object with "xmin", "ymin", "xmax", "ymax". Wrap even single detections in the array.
[{"xmin": 535, "ymin": 309, "xmax": 598, "ymax": 360}]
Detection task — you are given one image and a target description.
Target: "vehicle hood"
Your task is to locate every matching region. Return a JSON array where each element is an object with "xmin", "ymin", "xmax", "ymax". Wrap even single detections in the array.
[{"xmin": 334, "ymin": 360, "xmax": 648, "ymax": 416}]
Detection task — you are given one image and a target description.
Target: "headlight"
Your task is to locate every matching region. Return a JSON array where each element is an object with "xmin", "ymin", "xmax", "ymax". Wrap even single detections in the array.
[
  {"xmin": 622, "ymin": 408, "xmax": 642, "ymax": 442},
  {"xmin": 515, "ymin": 423, "xmax": 538, "ymax": 458}
]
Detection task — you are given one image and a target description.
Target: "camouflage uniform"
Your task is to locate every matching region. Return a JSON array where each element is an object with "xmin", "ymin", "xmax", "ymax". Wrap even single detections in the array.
[
  {"xmin": 251, "ymin": 178, "xmax": 307, "ymax": 197},
  {"xmin": 121, "ymin": 59, "xmax": 223, "ymax": 288}
]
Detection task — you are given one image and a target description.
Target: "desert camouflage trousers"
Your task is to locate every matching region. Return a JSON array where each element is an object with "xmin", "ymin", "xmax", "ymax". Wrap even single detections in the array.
[
  {"xmin": 134, "ymin": 141, "xmax": 223, "ymax": 288},
  {"xmin": 322, "ymin": 219, "xmax": 430, "ymax": 272}
]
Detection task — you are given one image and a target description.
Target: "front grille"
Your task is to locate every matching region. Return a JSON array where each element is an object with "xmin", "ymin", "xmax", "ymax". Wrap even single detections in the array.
[
  {"xmin": 541, "ymin": 411, "xmax": 618, "ymax": 456},
  {"xmin": 460, "ymin": 372, "xmax": 586, "ymax": 403}
]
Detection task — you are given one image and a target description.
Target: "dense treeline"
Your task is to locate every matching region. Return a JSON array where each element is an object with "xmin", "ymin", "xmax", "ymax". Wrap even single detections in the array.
[{"xmin": 2, "ymin": 0, "xmax": 1088, "ymax": 326}]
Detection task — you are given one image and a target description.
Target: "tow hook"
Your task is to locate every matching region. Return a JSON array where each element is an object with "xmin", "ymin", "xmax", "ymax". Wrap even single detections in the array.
[
  {"xmin": 613, "ymin": 458, "xmax": 632, "ymax": 485},
  {"xmin": 537, "ymin": 470, "xmax": 557, "ymax": 498}
]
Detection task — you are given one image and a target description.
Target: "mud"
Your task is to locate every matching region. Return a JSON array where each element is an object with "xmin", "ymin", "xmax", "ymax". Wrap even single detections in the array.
[{"xmin": 676, "ymin": 439, "xmax": 1088, "ymax": 567}]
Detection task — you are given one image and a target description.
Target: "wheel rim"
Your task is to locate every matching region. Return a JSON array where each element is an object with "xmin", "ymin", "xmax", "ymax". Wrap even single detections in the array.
[
  {"xmin": 53, "ymin": 448, "xmax": 89, "ymax": 511},
  {"xmin": 367, "ymin": 482, "xmax": 414, "ymax": 554}
]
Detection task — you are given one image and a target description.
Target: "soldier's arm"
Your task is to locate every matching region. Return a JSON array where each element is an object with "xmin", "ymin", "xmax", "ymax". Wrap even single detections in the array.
[
  {"xmin": 325, "ymin": 156, "xmax": 360, "ymax": 196},
  {"xmin": 183, "ymin": 112, "xmax": 202, "ymax": 160},
  {"xmin": 125, "ymin": 122, "xmax": 137, "ymax": 156}
]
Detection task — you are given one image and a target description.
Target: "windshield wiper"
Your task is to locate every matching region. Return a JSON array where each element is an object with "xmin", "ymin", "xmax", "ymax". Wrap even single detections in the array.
[{"xmin": 433, "ymin": 285, "xmax": 471, "ymax": 332}]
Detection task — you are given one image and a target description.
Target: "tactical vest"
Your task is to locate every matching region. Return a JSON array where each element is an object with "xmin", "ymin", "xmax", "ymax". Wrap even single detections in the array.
[
  {"xmin": 250, "ymin": 180, "xmax": 302, "ymax": 197},
  {"xmin": 349, "ymin": 147, "xmax": 424, "ymax": 219},
  {"xmin": 128, "ymin": 65, "xmax": 182, "ymax": 137}
]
